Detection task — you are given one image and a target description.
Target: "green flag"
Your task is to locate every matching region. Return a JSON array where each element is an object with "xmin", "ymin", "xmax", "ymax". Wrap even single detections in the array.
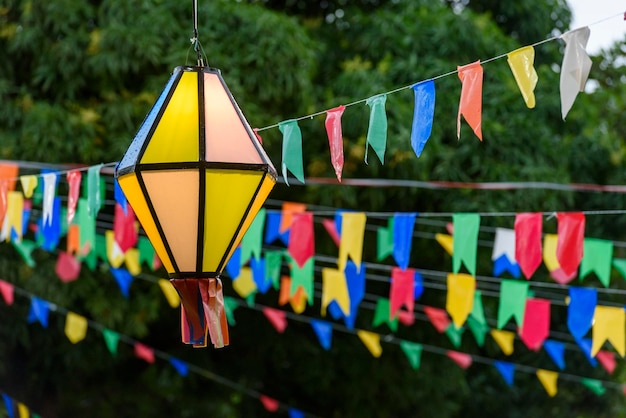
[
  {"xmin": 452, "ymin": 213, "xmax": 480, "ymax": 276},
  {"xmin": 279, "ymin": 119, "xmax": 305, "ymax": 185},
  {"xmin": 102, "ymin": 328, "xmax": 120, "ymax": 356},
  {"xmin": 372, "ymin": 298, "xmax": 398, "ymax": 332},
  {"xmin": 580, "ymin": 238, "xmax": 613, "ymax": 287},
  {"xmin": 241, "ymin": 208, "xmax": 266, "ymax": 265},
  {"xmin": 445, "ymin": 324, "xmax": 464, "ymax": 348},
  {"xmin": 497, "ymin": 279, "xmax": 528, "ymax": 329},
  {"xmin": 365, "ymin": 94, "xmax": 387, "ymax": 165},
  {"xmin": 377, "ymin": 217, "xmax": 394, "ymax": 261},
  {"xmin": 581, "ymin": 378, "xmax": 605, "ymax": 396},
  {"xmin": 467, "ymin": 316, "xmax": 488, "ymax": 347},
  {"xmin": 290, "ymin": 257, "xmax": 314, "ymax": 305},
  {"xmin": 400, "ymin": 340, "xmax": 423, "ymax": 370}
]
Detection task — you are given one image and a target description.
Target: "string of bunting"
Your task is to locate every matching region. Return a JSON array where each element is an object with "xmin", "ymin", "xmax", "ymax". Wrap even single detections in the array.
[{"xmin": 1, "ymin": 390, "xmax": 40, "ymax": 418}]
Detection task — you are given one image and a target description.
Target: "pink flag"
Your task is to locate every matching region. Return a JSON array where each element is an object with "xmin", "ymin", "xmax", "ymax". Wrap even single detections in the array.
[
  {"xmin": 325, "ymin": 105, "xmax": 346, "ymax": 181},
  {"xmin": 424, "ymin": 306, "xmax": 451, "ymax": 333},
  {"xmin": 519, "ymin": 298, "xmax": 550, "ymax": 351},
  {"xmin": 287, "ymin": 212, "xmax": 314, "ymax": 267},
  {"xmin": 263, "ymin": 307, "xmax": 288, "ymax": 333},
  {"xmin": 515, "ymin": 213, "xmax": 543, "ymax": 279},
  {"xmin": 113, "ymin": 203, "xmax": 138, "ymax": 253},
  {"xmin": 260, "ymin": 395, "xmax": 279, "ymax": 412},
  {"xmin": 66, "ymin": 170, "xmax": 81, "ymax": 224},
  {"xmin": 447, "ymin": 350, "xmax": 473, "ymax": 369},
  {"xmin": 322, "ymin": 218, "xmax": 341, "ymax": 247},
  {"xmin": 0, "ymin": 279, "xmax": 14, "ymax": 305},
  {"xmin": 457, "ymin": 61, "xmax": 483, "ymax": 141},
  {"xmin": 134, "ymin": 342, "xmax": 155, "ymax": 363},
  {"xmin": 389, "ymin": 267, "xmax": 415, "ymax": 320},
  {"xmin": 556, "ymin": 212, "xmax": 585, "ymax": 276},
  {"xmin": 55, "ymin": 252, "xmax": 81, "ymax": 283},
  {"xmin": 596, "ymin": 350, "xmax": 616, "ymax": 375}
]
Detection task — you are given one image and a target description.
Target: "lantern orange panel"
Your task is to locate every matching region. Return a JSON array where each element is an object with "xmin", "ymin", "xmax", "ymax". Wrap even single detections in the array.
[
  {"xmin": 202, "ymin": 169, "xmax": 265, "ymax": 272},
  {"xmin": 141, "ymin": 71, "xmax": 200, "ymax": 164},
  {"xmin": 117, "ymin": 173, "xmax": 175, "ymax": 273},
  {"xmin": 203, "ymin": 73, "xmax": 264, "ymax": 164},
  {"xmin": 142, "ymin": 170, "xmax": 200, "ymax": 273}
]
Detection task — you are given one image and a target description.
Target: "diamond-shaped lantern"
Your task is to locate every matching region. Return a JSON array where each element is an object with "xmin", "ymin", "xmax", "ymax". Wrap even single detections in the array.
[{"xmin": 115, "ymin": 65, "xmax": 277, "ymax": 348}]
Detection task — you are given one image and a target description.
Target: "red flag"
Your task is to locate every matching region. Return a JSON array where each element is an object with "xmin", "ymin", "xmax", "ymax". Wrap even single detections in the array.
[
  {"xmin": 55, "ymin": 252, "xmax": 81, "ymax": 283},
  {"xmin": 515, "ymin": 213, "xmax": 542, "ymax": 279},
  {"xmin": 596, "ymin": 350, "xmax": 616, "ymax": 374},
  {"xmin": 66, "ymin": 170, "xmax": 81, "ymax": 224},
  {"xmin": 389, "ymin": 268, "xmax": 415, "ymax": 319},
  {"xmin": 424, "ymin": 306, "xmax": 451, "ymax": 333},
  {"xmin": 447, "ymin": 350, "xmax": 473, "ymax": 369},
  {"xmin": 0, "ymin": 279, "xmax": 14, "ymax": 305},
  {"xmin": 322, "ymin": 218, "xmax": 340, "ymax": 247},
  {"xmin": 287, "ymin": 212, "xmax": 314, "ymax": 267},
  {"xmin": 259, "ymin": 395, "xmax": 279, "ymax": 412},
  {"xmin": 134, "ymin": 342, "xmax": 155, "ymax": 363},
  {"xmin": 556, "ymin": 212, "xmax": 585, "ymax": 276},
  {"xmin": 457, "ymin": 61, "xmax": 483, "ymax": 141},
  {"xmin": 263, "ymin": 307, "xmax": 288, "ymax": 333},
  {"xmin": 325, "ymin": 105, "xmax": 346, "ymax": 181},
  {"xmin": 113, "ymin": 203, "xmax": 138, "ymax": 253},
  {"xmin": 519, "ymin": 298, "xmax": 550, "ymax": 351}
]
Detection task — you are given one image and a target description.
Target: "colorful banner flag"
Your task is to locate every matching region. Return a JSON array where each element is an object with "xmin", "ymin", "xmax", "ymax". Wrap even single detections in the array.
[
  {"xmin": 279, "ymin": 119, "xmax": 305, "ymax": 185},
  {"xmin": 457, "ymin": 60, "xmax": 483, "ymax": 141},
  {"xmin": 410, "ymin": 80, "xmax": 436, "ymax": 157},
  {"xmin": 365, "ymin": 94, "xmax": 388, "ymax": 165},
  {"xmin": 325, "ymin": 105, "xmax": 346, "ymax": 181},
  {"xmin": 507, "ymin": 46, "xmax": 538, "ymax": 108}
]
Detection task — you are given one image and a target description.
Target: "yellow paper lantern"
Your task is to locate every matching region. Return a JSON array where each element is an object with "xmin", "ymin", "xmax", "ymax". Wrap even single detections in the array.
[{"xmin": 115, "ymin": 65, "xmax": 277, "ymax": 348}]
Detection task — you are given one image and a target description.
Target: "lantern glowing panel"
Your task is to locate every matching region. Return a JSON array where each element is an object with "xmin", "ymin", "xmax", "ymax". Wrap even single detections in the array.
[{"xmin": 115, "ymin": 66, "xmax": 277, "ymax": 348}]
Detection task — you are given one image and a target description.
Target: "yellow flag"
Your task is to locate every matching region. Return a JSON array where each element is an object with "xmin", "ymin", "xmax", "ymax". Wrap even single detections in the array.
[
  {"xmin": 232, "ymin": 267, "xmax": 257, "ymax": 298},
  {"xmin": 536, "ymin": 369, "xmax": 558, "ymax": 397},
  {"xmin": 357, "ymin": 330, "xmax": 382, "ymax": 358},
  {"xmin": 321, "ymin": 268, "xmax": 350, "ymax": 316},
  {"xmin": 65, "ymin": 312, "xmax": 88, "ymax": 344},
  {"xmin": 105, "ymin": 230, "xmax": 125, "ymax": 268},
  {"xmin": 592, "ymin": 305, "xmax": 625, "ymax": 357},
  {"xmin": 17, "ymin": 402, "xmax": 29, "ymax": 418},
  {"xmin": 446, "ymin": 273, "xmax": 475, "ymax": 328},
  {"xmin": 507, "ymin": 46, "xmax": 538, "ymax": 108},
  {"xmin": 6, "ymin": 191, "xmax": 23, "ymax": 241},
  {"xmin": 290, "ymin": 287, "xmax": 307, "ymax": 314},
  {"xmin": 543, "ymin": 234, "xmax": 560, "ymax": 272},
  {"xmin": 158, "ymin": 279, "xmax": 180, "ymax": 308},
  {"xmin": 124, "ymin": 248, "xmax": 142, "ymax": 276},
  {"xmin": 338, "ymin": 212, "xmax": 366, "ymax": 271},
  {"xmin": 490, "ymin": 329, "xmax": 515, "ymax": 355},
  {"xmin": 435, "ymin": 233, "xmax": 453, "ymax": 256},
  {"xmin": 19, "ymin": 175, "xmax": 37, "ymax": 198}
]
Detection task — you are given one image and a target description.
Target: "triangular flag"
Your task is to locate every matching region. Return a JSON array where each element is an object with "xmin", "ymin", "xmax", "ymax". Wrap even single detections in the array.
[
  {"xmin": 556, "ymin": 212, "xmax": 585, "ymax": 277},
  {"xmin": 321, "ymin": 267, "xmax": 350, "ymax": 317},
  {"xmin": 322, "ymin": 218, "xmax": 341, "ymax": 247},
  {"xmin": 0, "ymin": 279, "xmax": 14, "ymax": 305},
  {"xmin": 446, "ymin": 350, "xmax": 472, "ymax": 369},
  {"xmin": 64, "ymin": 312, "xmax": 88, "ymax": 344},
  {"xmin": 241, "ymin": 208, "xmax": 266, "ymax": 265},
  {"xmin": 288, "ymin": 408, "xmax": 305, "ymax": 418},
  {"xmin": 259, "ymin": 395, "xmax": 279, "ymax": 413},
  {"xmin": 27, "ymin": 297, "xmax": 49, "ymax": 327},
  {"xmin": 543, "ymin": 340, "xmax": 566, "ymax": 370},
  {"xmin": 494, "ymin": 361, "xmax": 515, "ymax": 386},
  {"xmin": 87, "ymin": 164, "xmax": 103, "ymax": 216},
  {"xmin": 232, "ymin": 267, "xmax": 257, "ymax": 298},
  {"xmin": 613, "ymin": 258, "xmax": 626, "ymax": 281},
  {"xmin": 515, "ymin": 213, "xmax": 542, "ymax": 279},
  {"xmin": 357, "ymin": 330, "xmax": 382, "ymax": 358},
  {"xmin": 410, "ymin": 79, "xmax": 436, "ymax": 157},
  {"xmin": 17, "ymin": 402, "xmax": 28, "ymax": 418},
  {"xmin": 102, "ymin": 329, "xmax": 120, "ymax": 356},
  {"xmin": 223, "ymin": 296, "xmax": 239, "ymax": 326},
  {"xmin": 169, "ymin": 357, "xmax": 189, "ymax": 377},
  {"xmin": 338, "ymin": 212, "xmax": 366, "ymax": 271},
  {"xmin": 581, "ymin": 378, "xmax": 605, "ymax": 396},
  {"xmin": 567, "ymin": 286, "xmax": 596, "ymax": 339},
  {"xmin": 20, "ymin": 175, "xmax": 37, "ymax": 198},
  {"xmin": 400, "ymin": 340, "xmax": 423, "ymax": 370},
  {"xmin": 468, "ymin": 317, "xmax": 488, "ymax": 347},
  {"xmin": 497, "ymin": 279, "xmax": 528, "ymax": 329},
  {"xmin": 536, "ymin": 369, "xmax": 558, "ymax": 397},
  {"xmin": 2, "ymin": 393, "xmax": 14, "ymax": 418},
  {"xmin": 263, "ymin": 307, "xmax": 288, "ymax": 333},
  {"xmin": 452, "ymin": 213, "xmax": 480, "ymax": 276},
  {"xmin": 288, "ymin": 212, "xmax": 314, "ymax": 267},
  {"xmin": 435, "ymin": 233, "xmax": 453, "ymax": 256},
  {"xmin": 543, "ymin": 234, "xmax": 560, "ymax": 272},
  {"xmin": 372, "ymin": 298, "xmax": 398, "ymax": 332},
  {"xmin": 290, "ymin": 257, "xmax": 314, "ymax": 305},
  {"xmin": 519, "ymin": 298, "xmax": 551, "ymax": 351},
  {"xmin": 392, "ymin": 213, "xmax": 416, "ymax": 269},
  {"xmin": 66, "ymin": 170, "xmax": 81, "ymax": 224},
  {"xmin": 579, "ymin": 238, "xmax": 613, "ymax": 287},
  {"xmin": 279, "ymin": 119, "xmax": 305, "ymax": 185},
  {"xmin": 560, "ymin": 27, "xmax": 592, "ymax": 119},
  {"xmin": 596, "ymin": 350, "xmax": 616, "ymax": 374},
  {"xmin": 577, "ymin": 337, "xmax": 598, "ymax": 367},
  {"xmin": 591, "ymin": 305, "xmax": 625, "ymax": 357},
  {"xmin": 13, "ymin": 239, "xmax": 36, "ymax": 268},
  {"xmin": 134, "ymin": 342, "xmax": 155, "ymax": 363},
  {"xmin": 490, "ymin": 329, "xmax": 515, "ymax": 355},
  {"xmin": 507, "ymin": 46, "xmax": 538, "ymax": 108},
  {"xmin": 158, "ymin": 279, "xmax": 180, "ymax": 308},
  {"xmin": 457, "ymin": 60, "xmax": 483, "ymax": 141},
  {"xmin": 445, "ymin": 324, "xmax": 464, "ymax": 348},
  {"xmin": 311, "ymin": 319, "xmax": 333, "ymax": 350},
  {"xmin": 325, "ymin": 105, "xmax": 345, "ymax": 181},
  {"xmin": 424, "ymin": 306, "xmax": 450, "ymax": 333},
  {"xmin": 110, "ymin": 267, "xmax": 134, "ymax": 298},
  {"xmin": 377, "ymin": 217, "xmax": 394, "ymax": 261},
  {"xmin": 390, "ymin": 267, "xmax": 416, "ymax": 319},
  {"xmin": 446, "ymin": 273, "xmax": 475, "ymax": 328},
  {"xmin": 364, "ymin": 94, "xmax": 387, "ymax": 165}
]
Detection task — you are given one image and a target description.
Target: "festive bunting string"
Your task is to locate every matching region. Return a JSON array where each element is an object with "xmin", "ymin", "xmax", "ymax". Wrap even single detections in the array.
[
  {"xmin": 0, "ymin": 282, "xmax": 316, "ymax": 418},
  {"xmin": 0, "ymin": 389, "xmax": 40, "ymax": 418}
]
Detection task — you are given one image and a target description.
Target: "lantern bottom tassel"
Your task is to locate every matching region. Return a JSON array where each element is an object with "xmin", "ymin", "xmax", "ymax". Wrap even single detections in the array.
[{"xmin": 170, "ymin": 277, "xmax": 230, "ymax": 348}]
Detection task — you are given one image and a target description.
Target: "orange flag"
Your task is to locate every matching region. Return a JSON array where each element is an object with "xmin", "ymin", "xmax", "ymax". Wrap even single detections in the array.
[{"xmin": 457, "ymin": 61, "xmax": 483, "ymax": 141}]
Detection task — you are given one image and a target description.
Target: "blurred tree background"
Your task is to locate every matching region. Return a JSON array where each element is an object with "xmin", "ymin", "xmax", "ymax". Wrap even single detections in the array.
[{"xmin": 0, "ymin": 0, "xmax": 625, "ymax": 416}]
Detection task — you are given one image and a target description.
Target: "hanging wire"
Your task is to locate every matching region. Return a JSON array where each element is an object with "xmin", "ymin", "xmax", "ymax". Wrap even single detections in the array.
[{"xmin": 191, "ymin": 0, "xmax": 205, "ymax": 66}]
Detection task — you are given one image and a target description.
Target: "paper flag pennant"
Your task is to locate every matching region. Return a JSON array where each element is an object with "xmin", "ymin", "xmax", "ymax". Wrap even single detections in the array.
[
  {"xmin": 325, "ymin": 105, "xmax": 345, "ymax": 181},
  {"xmin": 279, "ymin": 119, "xmax": 305, "ymax": 185},
  {"xmin": 113, "ymin": 203, "xmax": 137, "ymax": 253},
  {"xmin": 322, "ymin": 218, "xmax": 341, "ymax": 247},
  {"xmin": 410, "ymin": 80, "xmax": 436, "ymax": 157},
  {"xmin": 493, "ymin": 255, "xmax": 521, "ymax": 278},
  {"xmin": 543, "ymin": 340, "xmax": 566, "ymax": 370},
  {"xmin": 492, "ymin": 228, "xmax": 515, "ymax": 263},
  {"xmin": 400, "ymin": 340, "xmax": 423, "ymax": 370},
  {"xmin": 17, "ymin": 402, "xmax": 28, "ymax": 418},
  {"xmin": 372, "ymin": 298, "xmax": 398, "ymax": 332},
  {"xmin": 393, "ymin": 213, "xmax": 416, "ymax": 269},
  {"xmin": 596, "ymin": 350, "xmax": 616, "ymax": 374},
  {"xmin": 468, "ymin": 310, "xmax": 488, "ymax": 346},
  {"xmin": 290, "ymin": 257, "xmax": 314, "ymax": 305},
  {"xmin": 435, "ymin": 233, "xmax": 454, "ymax": 256},
  {"xmin": 169, "ymin": 357, "xmax": 189, "ymax": 377},
  {"xmin": 264, "ymin": 250, "xmax": 282, "ymax": 290},
  {"xmin": 365, "ymin": 94, "xmax": 387, "ymax": 165},
  {"xmin": 20, "ymin": 175, "xmax": 37, "ymax": 198},
  {"xmin": 290, "ymin": 287, "xmax": 307, "ymax": 314},
  {"xmin": 343, "ymin": 260, "xmax": 365, "ymax": 329},
  {"xmin": 6, "ymin": 191, "xmax": 23, "ymax": 241},
  {"xmin": 581, "ymin": 378, "xmax": 605, "ymax": 396},
  {"xmin": 390, "ymin": 267, "xmax": 416, "ymax": 319},
  {"xmin": 124, "ymin": 248, "xmax": 141, "ymax": 276},
  {"xmin": 87, "ymin": 164, "xmax": 103, "ymax": 216},
  {"xmin": 134, "ymin": 342, "xmax": 155, "ymax": 363},
  {"xmin": 424, "ymin": 306, "xmax": 450, "ymax": 333},
  {"xmin": 543, "ymin": 234, "xmax": 560, "ymax": 272},
  {"xmin": 0, "ymin": 279, "xmax": 14, "ymax": 305},
  {"xmin": 241, "ymin": 208, "xmax": 266, "ymax": 265},
  {"xmin": 264, "ymin": 211, "xmax": 290, "ymax": 245},
  {"xmin": 470, "ymin": 290, "xmax": 486, "ymax": 325},
  {"xmin": 519, "ymin": 298, "xmax": 550, "ymax": 351},
  {"xmin": 490, "ymin": 329, "xmax": 515, "ymax": 355},
  {"xmin": 13, "ymin": 240, "xmax": 36, "ymax": 269},
  {"xmin": 2, "ymin": 393, "xmax": 14, "ymax": 418},
  {"xmin": 494, "ymin": 361, "xmax": 515, "ymax": 386},
  {"xmin": 260, "ymin": 395, "xmax": 279, "ymax": 413},
  {"xmin": 497, "ymin": 279, "xmax": 528, "ymax": 329},
  {"xmin": 102, "ymin": 328, "xmax": 120, "ymax": 356},
  {"xmin": 232, "ymin": 267, "xmax": 257, "ymax": 298},
  {"xmin": 576, "ymin": 338, "xmax": 598, "ymax": 367},
  {"xmin": 55, "ymin": 251, "xmax": 81, "ymax": 283},
  {"xmin": 311, "ymin": 319, "xmax": 333, "ymax": 350},
  {"xmin": 64, "ymin": 312, "xmax": 88, "ymax": 344},
  {"xmin": 280, "ymin": 202, "xmax": 306, "ymax": 234},
  {"xmin": 158, "ymin": 279, "xmax": 180, "ymax": 308},
  {"xmin": 507, "ymin": 46, "xmax": 538, "ymax": 108},
  {"xmin": 288, "ymin": 408, "xmax": 305, "ymax": 418},
  {"xmin": 263, "ymin": 307, "xmax": 288, "ymax": 333},
  {"xmin": 567, "ymin": 286, "xmax": 597, "ymax": 339},
  {"xmin": 338, "ymin": 212, "xmax": 366, "ymax": 271},
  {"xmin": 288, "ymin": 212, "xmax": 314, "ymax": 267},
  {"xmin": 251, "ymin": 257, "xmax": 272, "ymax": 294},
  {"xmin": 413, "ymin": 272, "xmax": 423, "ymax": 300},
  {"xmin": 42, "ymin": 173, "xmax": 57, "ymax": 226},
  {"xmin": 225, "ymin": 246, "xmax": 241, "ymax": 279},
  {"xmin": 321, "ymin": 267, "xmax": 350, "ymax": 317},
  {"xmin": 357, "ymin": 330, "xmax": 382, "ymax": 358},
  {"xmin": 457, "ymin": 60, "xmax": 483, "ymax": 141},
  {"xmin": 515, "ymin": 213, "xmax": 542, "ymax": 279},
  {"xmin": 27, "ymin": 297, "xmax": 49, "ymax": 327},
  {"xmin": 446, "ymin": 273, "xmax": 475, "ymax": 328},
  {"xmin": 556, "ymin": 212, "xmax": 585, "ymax": 277},
  {"xmin": 377, "ymin": 217, "xmax": 393, "ymax": 261},
  {"xmin": 39, "ymin": 197, "xmax": 61, "ymax": 252},
  {"xmin": 591, "ymin": 305, "xmax": 625, "ymax": 357},
  {"xmin": 560, "ymin": 27, "xmax": 592, "ymax": 119},
  {"xmin": 66, "ymin": 170, "xmax": 81, "ymax": 224},
  {"xmin": 110, "ymin": 267, "xmax": 134, "ymax": 298},
  {"xmin": 452, "ymin": 213, "xmax": 480, "ymax": 276},
  {"xmin": 613, "ymin": 258, "xmax": 626, "ymax": 281},
  {"xmin": 446, "ymin": 350, "xmax": 472, "ymax": 369},
  {"xmin": 445, "ymin": 324, "xmax": 464, "ymax": 348},
  {"xmin": 536, "ymin": 369, "xmax": 558, "ymax": 397},
  {"xmin": 579, "ymin": 238, "xmax": 613, "ymax": 287}
]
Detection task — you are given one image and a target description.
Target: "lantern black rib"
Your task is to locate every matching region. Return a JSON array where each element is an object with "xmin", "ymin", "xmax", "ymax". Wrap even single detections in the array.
[
  {"xmin": 196, "ymin": 65, "xmax": 207, "ymax": 274},
  {"xmin": 134, "ymin": 162, "xmax": 271, "ymax": 172}
]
